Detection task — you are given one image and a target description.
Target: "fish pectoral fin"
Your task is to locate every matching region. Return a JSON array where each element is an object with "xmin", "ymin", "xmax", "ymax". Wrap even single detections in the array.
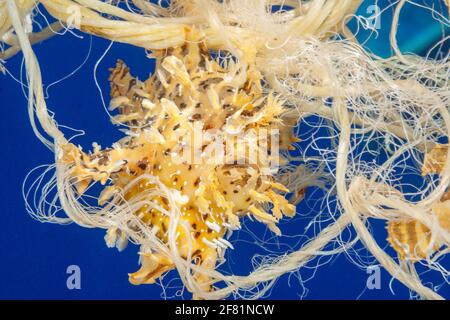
[{"xmin": 129, "ymin": 253, "xmax": 174, "ymax": 285}]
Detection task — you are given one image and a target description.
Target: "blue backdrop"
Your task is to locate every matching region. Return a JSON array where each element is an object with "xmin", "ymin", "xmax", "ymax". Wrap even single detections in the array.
[{"xmin": 0, "ymin": 0, "xmax": 448, "ymax": 299}]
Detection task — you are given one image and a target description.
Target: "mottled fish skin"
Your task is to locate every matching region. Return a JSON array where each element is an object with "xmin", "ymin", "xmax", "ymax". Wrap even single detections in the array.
[
  {"xmin": 387, "ymin": 144, "xmax": 450, "ymax": 262},
  {"xmin": 61, "ymin": 31, "xmax": 299, "ymax": 298}
]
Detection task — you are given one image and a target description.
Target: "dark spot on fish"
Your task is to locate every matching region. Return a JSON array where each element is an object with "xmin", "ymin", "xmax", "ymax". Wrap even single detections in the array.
[
  {"xmin": 98, "ymin": 154, "xmax": 110, "ymax": 166},
  {"xmin": 241, "ymin": 109, "xmax": 255, "ymax": 117},
  {"xmin": 137, "ymin": 162, "xmax": 147, "ymax": 170},
  {"xmin": 198, "ymin": 58, "xmax": 206, "ymax": 69},
  {"xmin": 127, "ymin": 79, "xmax": 137, "ymax": 92}
]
